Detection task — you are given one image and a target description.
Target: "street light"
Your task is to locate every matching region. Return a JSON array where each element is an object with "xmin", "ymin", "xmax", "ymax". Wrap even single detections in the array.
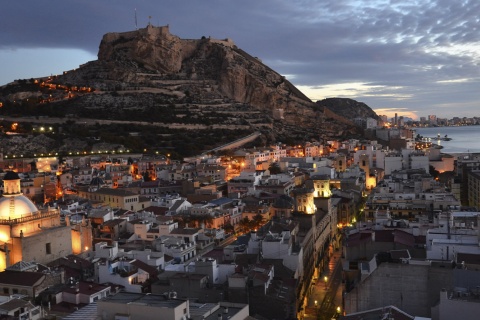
[{"xmin": 324, "ymin": 276, "xmax": 328, "ymax": 289}]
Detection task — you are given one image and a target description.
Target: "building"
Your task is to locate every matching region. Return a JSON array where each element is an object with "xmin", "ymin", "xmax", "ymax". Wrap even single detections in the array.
[
  {"xmin": 97, "ymin": 291, "xmax": 249, "ymax": 320},
  {"xmin": 0, "ymin": 171, "xmax": 89, "ymax": 269}
]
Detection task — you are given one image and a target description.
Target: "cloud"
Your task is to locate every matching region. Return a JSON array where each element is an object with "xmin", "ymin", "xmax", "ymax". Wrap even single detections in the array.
[{"xmin": 1, "ymin": 0, "xmax": 478, "ymax": 118}]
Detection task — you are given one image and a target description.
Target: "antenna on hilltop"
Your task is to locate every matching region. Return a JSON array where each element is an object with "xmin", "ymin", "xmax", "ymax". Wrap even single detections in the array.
[
  {"xmin": 148, "ymin": 15, "xmax": 152, "ymax": 26},
  {"xmin": 135, "ymin": 8, "xmax": 138, "ymax": 30}
]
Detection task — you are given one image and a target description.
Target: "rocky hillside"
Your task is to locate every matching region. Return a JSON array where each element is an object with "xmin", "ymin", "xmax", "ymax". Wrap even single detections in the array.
[
  {"xmin": 316, "ymin": 98, "xmax": 379, "ymax": 120},
  {"xmin": 0, "ymin": 25, "xmax": 377, "ymax": 157}
]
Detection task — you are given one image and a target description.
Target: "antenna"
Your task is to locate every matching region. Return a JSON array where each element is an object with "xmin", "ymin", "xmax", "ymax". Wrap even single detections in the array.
[{"xmin": 135, "ymin": 8, "xmax": 138, "ymax": 29}]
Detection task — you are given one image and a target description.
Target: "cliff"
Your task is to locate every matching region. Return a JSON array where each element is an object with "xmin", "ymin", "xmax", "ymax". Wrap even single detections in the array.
[{"xmin": 0, "ymin": 25, "xmax": 376, "ymax": 156}]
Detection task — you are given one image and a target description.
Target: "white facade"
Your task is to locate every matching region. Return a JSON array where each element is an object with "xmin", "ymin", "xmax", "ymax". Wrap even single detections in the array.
[
  {"xmin": 410, "ymin": 154, "xmax": 430, "ymax": 172},
  {"xmin": 384, "ymin": 156, "xmax": 403, "ymax": 175}
]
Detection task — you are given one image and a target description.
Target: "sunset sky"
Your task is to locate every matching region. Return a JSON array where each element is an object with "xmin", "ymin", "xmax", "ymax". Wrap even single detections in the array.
[{"xmin": 1, "ymin": 0, "xmax": 479, "ymax": 120}]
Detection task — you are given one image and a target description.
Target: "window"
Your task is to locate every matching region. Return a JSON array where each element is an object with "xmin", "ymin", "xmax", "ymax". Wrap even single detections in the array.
[
  {"xmin": 46, "ymin": 243, "xmax": 51, "ymax": 254},
  {"xmin": 3, "ymin": 288, "xmax": 8, "ymax": 294},
  {"xmin": 12, "ymin": 289, "xmax": 18, "ymax": 294}
]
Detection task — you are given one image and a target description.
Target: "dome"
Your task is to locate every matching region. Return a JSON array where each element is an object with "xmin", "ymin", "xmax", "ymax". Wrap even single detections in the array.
[
  {"xmin": 0, "ymin": 195, "xmax": 39, "ymax": 219},
  {"xmin": 3, "ymin": 171, "xmax": 20, "ymax": 181}
]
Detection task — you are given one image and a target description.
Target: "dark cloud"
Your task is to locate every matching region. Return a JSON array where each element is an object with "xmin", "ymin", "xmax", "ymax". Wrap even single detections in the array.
[{"xmin": 1, "ymin": 0, "xmax": 479, "ymax": 118}]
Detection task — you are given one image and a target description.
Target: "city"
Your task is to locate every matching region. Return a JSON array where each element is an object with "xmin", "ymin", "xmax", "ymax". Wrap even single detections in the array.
[
  {"xmin": 1, "ymin": 1, "xmax": 480, "ymax": 319},
  {"xmin": 0, "ymin": 118, "xmax": 479, "ymax": 320}
]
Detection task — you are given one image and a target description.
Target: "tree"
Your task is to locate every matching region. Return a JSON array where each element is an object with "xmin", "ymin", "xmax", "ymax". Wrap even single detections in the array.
[
  {"xmin": 429, "ymin": 165, "xmax": 439, "ymax": 180},
  {"xmin": 142, "ymin": 171, "xmax": 152, "ymax": 182},
  {"xmin": 268, "ymin": 162, "xmax": 282, "ymax": 174},
  {"xmin": 252, "ymin": 213, "xmax": 265, "ymax": 229},
  {"xmin": 238, "ymin": 217, "xmax": 255, "ymax": 234},
  {"xmin": 224, "ymin": 223, "xmax": 234, "ymax": 234}
]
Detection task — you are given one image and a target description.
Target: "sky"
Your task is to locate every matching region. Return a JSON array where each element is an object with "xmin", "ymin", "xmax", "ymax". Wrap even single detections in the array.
[{"xmin": 1, "ymin": 0, "xmax": 479, "ymax": 120}]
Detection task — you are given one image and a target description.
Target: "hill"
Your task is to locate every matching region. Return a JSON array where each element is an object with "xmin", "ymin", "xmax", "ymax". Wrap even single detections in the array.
[
  {"xmin": 0, "ymin": 25, "xmax": 377, "ymax": 157},
  {"xmin": 316, "ymin": 98, "xmax": 379, "ymax": 120}
]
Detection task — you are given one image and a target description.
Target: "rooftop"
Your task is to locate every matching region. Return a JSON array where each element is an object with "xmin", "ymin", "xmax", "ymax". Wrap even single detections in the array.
[{"xmin": 101, "ymin": 292, "xmax": 185, "ymax": 308}]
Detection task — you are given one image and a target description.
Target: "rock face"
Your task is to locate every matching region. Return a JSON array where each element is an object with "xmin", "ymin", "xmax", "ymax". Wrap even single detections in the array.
[
  {"xmin": 98, "ymin": 25, "xmax": 192, "ymax": 73},
  {"xmin": 94, "ymin": 25, "xmax": 316, "ymax": 122},
  {"xmin": 0, "ymin": 25, "xmax": 378, "ymax": 155},
  {"xmin": 316, "ymin": 98, "xmax": 379, "ymax": 120}
]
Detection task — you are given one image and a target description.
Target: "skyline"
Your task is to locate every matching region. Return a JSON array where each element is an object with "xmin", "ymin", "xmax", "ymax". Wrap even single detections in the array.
[{"xmin": 1, "ymin": 1, "xmax": 479, "ymax": 120}]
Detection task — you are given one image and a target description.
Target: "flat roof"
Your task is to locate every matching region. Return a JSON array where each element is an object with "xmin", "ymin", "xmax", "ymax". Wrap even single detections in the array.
[{"xmin": 101, "ymin": 292, "xmax": 185, "ymax": 308}]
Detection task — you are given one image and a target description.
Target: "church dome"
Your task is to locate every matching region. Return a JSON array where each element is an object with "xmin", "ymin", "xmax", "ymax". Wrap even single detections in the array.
[
  {"xmin": 0, "ymin": 195, "xmax": 39, "ymax": 219},
  {"xmin": 0, "ymin": 171, "xmax": 39, "ymax": 219},
  {"xmin": 3, "ymin": 171, "xmax": 20, "ymax": 181}
]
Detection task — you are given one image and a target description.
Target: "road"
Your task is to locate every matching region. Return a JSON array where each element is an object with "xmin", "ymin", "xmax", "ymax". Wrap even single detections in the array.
[
  {"xmin": 1, "ymin": 115, "xmax": 153, "ymax": 126},
  {"xmin": 0, "ymin": 115, "xmax": 239, "ymax": 130},
  {"xmin": 304, "ymin": 250, "xmax": 343, "ymax": 320},
  {"xmin": 317, "ymin": 257, "xmax": 342, "ymax": 320}
]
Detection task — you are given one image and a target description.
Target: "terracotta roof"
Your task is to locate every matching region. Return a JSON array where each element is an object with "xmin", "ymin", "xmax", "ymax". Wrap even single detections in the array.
[
  {"xmin": 345, "ymin": 232, "xmax": 372, "ymax": 247},
  {"xmin": 0, "ymin": 270, "xmax": 45, "ymax": 287},
  {"xmin": 374, "ymin": 230, "xmax": 395, "ymax": 242},
  {"xmin": 393, "ymin": 230, "xmax": 415, "ymax": 247},
  {"xmin": 202, "ymin": 248, "xmax": 225, "ymax": 262},
  {"xmin": 0, "ymin": 298, "xmax": 32, "ymax": 312},
  {"xmin": 456, "ymin": 252, "xmax": 480, "ymax": 265},
  {"xmin": 130, "ymin": 259, "xmax": 158, "ymax": 276},
  {"xmin": 164, "ymin": 254, "xmax": 174, "ymax": 262},
  {"xmin": 63, "ymin": 282, "xmax": 110, "ymax": 295},
  {"xmin": 95, "ymin": 188, "xmax": 137, "ymax": 197},
  {"xmin": 103, "ymin": 218, "xmax": 126, "ymax": 227},
  {"xmin": 171, "ymin": 228, "xmax": 201, "ymax": 235},
  {"xmin": 48, "ymin": 255, "xmax": 92, "ymax": 270},
  {"xmin": 144, "ymin": 206, "xmax": 168, "ymax": 216}
]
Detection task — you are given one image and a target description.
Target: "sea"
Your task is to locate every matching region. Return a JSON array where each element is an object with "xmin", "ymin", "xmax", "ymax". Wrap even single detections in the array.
[{"xmin": 414, "ymin": 125, "xmax": 480, "ymax": 154}]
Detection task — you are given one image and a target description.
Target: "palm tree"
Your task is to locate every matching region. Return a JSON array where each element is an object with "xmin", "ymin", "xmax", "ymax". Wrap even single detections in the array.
[
  {"xmin": 252, "ymin": 213, "xmax": 265, "ymax": 229},
  {"xmin": 224, "ymin": 223, "xmax": 234, "ymax": 234},
  {"xmin": 200, "ymin": 214, "xmax": 214, "ymax": 228},
  {"xmin": 238, "ymin": 217, "xmax": 252, "ymax": 234},
  {"xmin": 268, "ymin": 162, "xmax": 282, "ymax": 174}
]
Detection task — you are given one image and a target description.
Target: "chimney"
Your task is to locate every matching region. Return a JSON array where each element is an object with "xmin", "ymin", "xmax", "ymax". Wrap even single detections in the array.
[
  {"xmin": 159, "ymin": 241, "xmax": 165, "ymax": 252},
  {"xmin": 477, "ymin": 214, "xmax": 480, "ymax": 246}
]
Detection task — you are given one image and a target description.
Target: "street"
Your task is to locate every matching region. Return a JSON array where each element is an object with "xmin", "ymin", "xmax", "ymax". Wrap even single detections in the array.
[{"xmin": 304, "ymin": 250, "xmax": 343, "ymax": 320}]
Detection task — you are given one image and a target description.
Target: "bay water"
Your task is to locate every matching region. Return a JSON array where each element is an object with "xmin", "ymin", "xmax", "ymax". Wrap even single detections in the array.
[{"xmin": 414, "ymin": 126, "xmax": 480, "ymax": 154}]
